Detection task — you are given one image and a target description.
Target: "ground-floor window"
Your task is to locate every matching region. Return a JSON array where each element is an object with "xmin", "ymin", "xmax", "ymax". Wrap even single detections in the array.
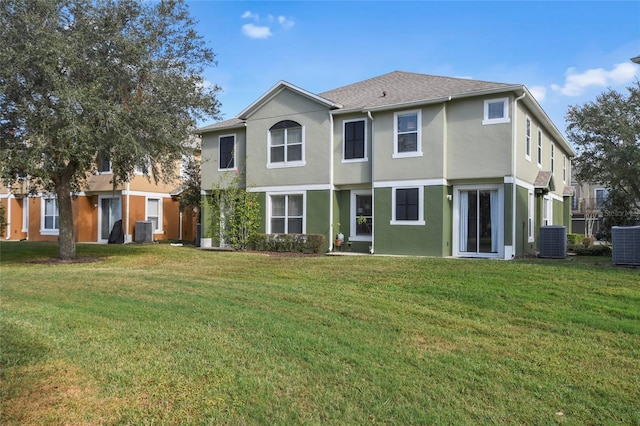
[
  {"xmin": 528, "ymin": 190, "xmax": 535, "ymax": 242},
  {"xmin": 42, "ymin": 196, "xmax": 59, "ymax": 234},
  {"xmin": 269, "ymin": 193, "xmax": 304, "ymax": 234},
  {"xmin": 146, "ymin": 198, "xmax": 162, "ymax": 232},
  {"xmin": 391, "ymin": 186, "xmax": 424, "ymax": 225}
]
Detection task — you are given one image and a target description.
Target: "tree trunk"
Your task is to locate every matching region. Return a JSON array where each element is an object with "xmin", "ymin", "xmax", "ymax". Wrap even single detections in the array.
[{"xmin": 55, "ymin": 177, "xmax": 76, "ymax": 260}]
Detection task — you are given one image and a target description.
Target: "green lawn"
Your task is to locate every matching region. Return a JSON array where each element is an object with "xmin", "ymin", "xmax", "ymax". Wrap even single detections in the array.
[{"xmin": 1, "ymin": 242, "xmax": 639, "ymax": 425}]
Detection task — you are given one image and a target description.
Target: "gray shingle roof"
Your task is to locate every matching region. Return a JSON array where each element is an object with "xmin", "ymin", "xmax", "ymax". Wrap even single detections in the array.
[
  {"xmin": 318, "ymin": 71, "xmax": 519, "ymax": 111},
  {"xmin": 197, "ymin": 117, "xmax": 245, "ymax": 132}
]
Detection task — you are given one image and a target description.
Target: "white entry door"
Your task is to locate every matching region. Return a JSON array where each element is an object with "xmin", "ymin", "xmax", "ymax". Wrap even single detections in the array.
[{"xmin": 99, "ymin": 196, "xmax": 122, "ymax": 242}]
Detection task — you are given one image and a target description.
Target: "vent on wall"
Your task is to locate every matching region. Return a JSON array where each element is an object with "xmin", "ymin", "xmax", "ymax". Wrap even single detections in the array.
[
  {"xmin": 612, "ymin": 226, "xmax": 640, "ymax": 266},
  {"xmin": 539, "ymin": 225, "xmax": 567, "ymax": 258}
]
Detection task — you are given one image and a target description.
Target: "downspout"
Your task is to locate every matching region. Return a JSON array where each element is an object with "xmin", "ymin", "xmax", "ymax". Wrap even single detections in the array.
[
  {"xmin": 5, "ymin": 190, "xmax": 11, "ymax": 239},
  {"xmin": 125, "ymin": 181, "xmax": 131, "ymax": 243},
  {"xmin": 512, "ymin": 91, "xmax": 527, "ymax": 258},
  {"xmin": 329, "ymin": 112, "xmax": 335, "ymax": 251},
  {"xmin": 367, "ymin": 110, "xmax": 375, "ymax": 254}
]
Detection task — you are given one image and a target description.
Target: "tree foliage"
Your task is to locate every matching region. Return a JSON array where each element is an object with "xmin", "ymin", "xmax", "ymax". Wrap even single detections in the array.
[
  {"xmin": 206, "ymin": 172, "xmax": 260, "ymax": 250},
  {"xmin": 566, "ymin": 82, "xmax": 640, "ymax": 213},
  {"xmin": 0, "ymin": 0, "xmax": 220, "ymax": 258}
]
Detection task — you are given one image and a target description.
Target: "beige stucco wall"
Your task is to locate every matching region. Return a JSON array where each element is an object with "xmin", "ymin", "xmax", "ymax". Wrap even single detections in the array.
[
  {"xmin": 244, "ymin": 89, "xmax": 332, "ymax": 188},
  {"xmin": 333, "ymin": 112, "xmax": 372, "ymax": 186}
]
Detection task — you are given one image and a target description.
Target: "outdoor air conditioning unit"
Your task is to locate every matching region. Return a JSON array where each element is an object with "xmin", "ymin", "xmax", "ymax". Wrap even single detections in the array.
[
  {"xmin": 135, "ymin": 220, "xmax": 153, "ymax": 243},
  {"xmin": 612, "ymin": 226, "xmax": 640, "ymax": 266},
  {"xmin": 538, "ymin": 225, "xmax": 567, "ymax": 258}
]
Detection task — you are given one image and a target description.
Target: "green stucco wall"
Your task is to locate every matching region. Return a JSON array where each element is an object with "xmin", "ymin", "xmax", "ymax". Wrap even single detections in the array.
[{"xmin": 373, "ymin": 186, "xmax": 450, "ymax": 256}]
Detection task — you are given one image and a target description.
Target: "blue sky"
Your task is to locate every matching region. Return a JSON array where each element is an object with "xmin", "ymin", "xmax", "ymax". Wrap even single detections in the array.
[{"xmin": 187, "ymin": 1, "xmax": 640, "ymax": 136}]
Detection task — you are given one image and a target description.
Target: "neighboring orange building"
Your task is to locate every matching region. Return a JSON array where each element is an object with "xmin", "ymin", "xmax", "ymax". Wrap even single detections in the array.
[{"xmin": 1, "ymin": 157, "xmax": 198, "ymax": 244}]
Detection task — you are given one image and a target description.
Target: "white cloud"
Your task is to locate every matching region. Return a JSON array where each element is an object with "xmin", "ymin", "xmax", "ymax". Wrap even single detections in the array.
[
  {"xmin": 278, "ymin": 16, "xmax": 295, "ymax": 29},
  {"xmin": 551, "ymin": 62, "xmax": 639, "ymax": 96},
  {"xmin": 240, "ymin": 11, "xmax": 294, "ymax": 38},
  {"xmin": 242, "ymin": 24, "xmax": 272, "ymax": 39},
  {"xmin": 241, "ymin": 11, "xmax": 259, "ymax": 21},
  {"xmin": 529, "ymin": 85, "xmax": 547, "ymax": 102}
]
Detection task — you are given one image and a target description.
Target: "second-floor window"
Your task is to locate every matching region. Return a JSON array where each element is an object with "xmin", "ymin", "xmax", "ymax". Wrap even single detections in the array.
[
  {"xmin": 344, "ymin": 119, "xmax": 366, "ymax": 161},
  {"xmin": 219, "ymin": 135, "xmax": 235, "ymax": 170},
  {"xmin": 268, "ymin": 120, "xmax": 304, "ymax": 167},
  {"xmin": 537, "ymin": 130, "xmax": 542, "ymax": 167},
  {"xmin": 525, "ymin": 117, "xmax": 531, "ymax": 160},
  {"xmin": 595, "ymin": 188, "xmax": 609, "ymax": 209},
  {"xmin": 393, "ymin": 110, "xmax": 421, "ymax": 158},
  {"xmin": 551, "ymin": 143, "xmax": 555, "ymax": 173},
  {"xmin": 98, "ymin": 153, "xmax": 111, "ymax": 174},
  {"xmin": 482, "ymin": 98, "xmax": 509, "ymax": 125}
]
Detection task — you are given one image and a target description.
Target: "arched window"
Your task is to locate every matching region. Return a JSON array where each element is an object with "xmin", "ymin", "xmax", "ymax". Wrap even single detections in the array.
[{"xmin": 268, "ymin": 120, "xmax": 304, "ymax": 166}]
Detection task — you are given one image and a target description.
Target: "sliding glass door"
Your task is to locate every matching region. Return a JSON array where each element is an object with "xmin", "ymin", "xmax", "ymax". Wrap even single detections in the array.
[{"xmin": 457, "ymin": 187, "xmax": 501, "ymax": 256}]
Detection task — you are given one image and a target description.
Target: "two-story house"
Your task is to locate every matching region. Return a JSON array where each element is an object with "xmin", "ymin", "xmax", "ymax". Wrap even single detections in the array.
[
  {"xmin": 1, "ymin": 153, "xmax": 199, "ymax": 243},
  {"xmin": 198, "ymin": 71, "xmax": 575, "ymax": 258}
]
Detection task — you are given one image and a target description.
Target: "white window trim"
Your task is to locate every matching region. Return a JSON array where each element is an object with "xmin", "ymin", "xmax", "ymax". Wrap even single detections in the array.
[
  {"xmin": 40, "ymin": 195, "xmax": 59, "ymax": 235},
  {"xmin": 551, "ymin": 143, "xmax": 555, "ymax": 174},
  {"xmin": 562, "ymin": 155, "xmax": 567, "ymax": 183},
  {"xmin": 543, "ymin": 195, "xmax": 552, "ymax": 226},
  {"xmin": 528, "ymin": 190, "xmax": 535, "ymax": 243},
  {"xmin": 393, "ymin": 110, "xmax": 422, "ymax": 159},
  {"xmin": 145, "ymin": 197, "xmax": 163, "ymax": 234},
  {"xmin": 218, "ymin": 134, "xmax": 236, "ymax": 171},
  {"xmin": 22, "ymin": 197, "xmax": 29, "ymax": 232},
  {"xmin": 452, "ymin": 184, "xmax": 505, "ymax": 258},
  {"xmin": 266, "ymin": 191, "xmax": 306, "ymax": 234},
  {"xmin": 390, "ymin": 186, "xmax": 425, "ymax": 226},
  {"xmin": 525, "ymin": 116, "xmax": 531, "ymax": 161},
  {"xmin": 350, "ymin": 189, "xmax": 372, "ymax": 242},
  {"xmin": 482, "ymin": 97, "xmax": 510, "ymax": 125},
  {"xmin": 537, "ymin": 130, "xmax": 543, "ymax": 168},
  {"xmin": 267, "ymin": 125, "xmax": 306, "ymax": 169},
  {"xmin": 342, "ymin": 118, "xmax": 368, "ymax": 163}
]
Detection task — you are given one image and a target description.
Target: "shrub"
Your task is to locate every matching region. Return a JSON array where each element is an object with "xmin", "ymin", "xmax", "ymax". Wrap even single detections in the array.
[
  {"xmin": 247, "ymin": 233, "xmax": 326, "ymax": 254},
  {"xmin": 567, "ymin": 233, "xmax": 583, "ymax": 246},
  {"xmin": 582, "ymin": 236, "xmax": 595, "ymax": 248},
  {"xmin": 573, "ymin": 244, "xmax": 612, "ymax": 256}
]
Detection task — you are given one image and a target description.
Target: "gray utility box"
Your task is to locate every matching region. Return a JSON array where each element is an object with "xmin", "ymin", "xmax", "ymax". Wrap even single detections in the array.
[
  {"xmin": 612, "ymin": 226, "xmax": 640, "ymax": 266},
  {"xmin": 538, "ymin": 225, "xmax": 567, "ymax": 258},
  {"xmin": 135, "ymin": 221, "xmax": 154, "ymax": 243}
]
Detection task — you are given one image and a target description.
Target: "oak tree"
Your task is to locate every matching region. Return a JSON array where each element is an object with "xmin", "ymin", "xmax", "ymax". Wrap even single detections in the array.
[{"xmin": 0, "ymin": 0, "xmax": 220, "ymax": 259}]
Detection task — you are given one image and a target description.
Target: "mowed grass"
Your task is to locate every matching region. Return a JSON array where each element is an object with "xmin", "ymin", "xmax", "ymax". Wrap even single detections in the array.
[{"xmin": 1, "ymin": 242, "xmax": 639, "ymax": 425}]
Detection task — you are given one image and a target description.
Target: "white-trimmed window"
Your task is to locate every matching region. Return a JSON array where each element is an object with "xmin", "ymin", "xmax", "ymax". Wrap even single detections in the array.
[
  {"xmin": 537, "ymin": 130, "xmax": 542, "ymax": 168},
  {"xmin": 528, "ymin": 190, "xmax": 535, "ymax": 242},
  {"xmin": 219, "ymin": 135, "xmax": 236, "ymax": 170},
  {"xmin": 97, "ymin": 153, "xmax": 111, "ymax": 174},
  {"xmin": 391, "ymin": 186, "xmax": 424, "ymax": 225},
  {"xmin": 551, "ymin": 143, "xmax": 555, "ymax": 173},
  {"xmin": 268, "ymin": 193, "xmax": 304, "ymax": 234},
  {"xmin": 543, "ymin": 196, "xmax": 552, "ymax": 226},
  {"xmin": 482, "ymin": 98, "xmax": 510, "ymax": 125},
  {"xmin": 562, "ymin": 155, "xmax": 567, "ymax": 183},
  {"xmin": 350, "ymin": 190, "xmax": 372, "ymax": 241},
  {"xmin": 393, "ymin": 110, "xmax": 422, "ymax": 158},
  {"xmin": 41, "ymin": 195, "xmax": 59, "ymax": 235},
  {"xmin": 135, "ymin": 156, "xmax": 150, "ymax": 175},
  {"xmin": 595, "ymin": 188, "xmax": 609, "ymax": 209},
  {"xmin": 22, "ymin": 198, "xmax": 29, "ymax": 232},
  {"xmin": 146, "ymin": 198, "xmax": 162, "ymax": 233},
  {"xmin": 343, "ymin": 119, "xmax": 367, "ymax": 161},
  {"xmin": 268, "ymin": 121, "xmax": 305, "ymax": 168},
  {"xmin": 525, "ymin": 117, "xmax": 531, "ymax": 161}
]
